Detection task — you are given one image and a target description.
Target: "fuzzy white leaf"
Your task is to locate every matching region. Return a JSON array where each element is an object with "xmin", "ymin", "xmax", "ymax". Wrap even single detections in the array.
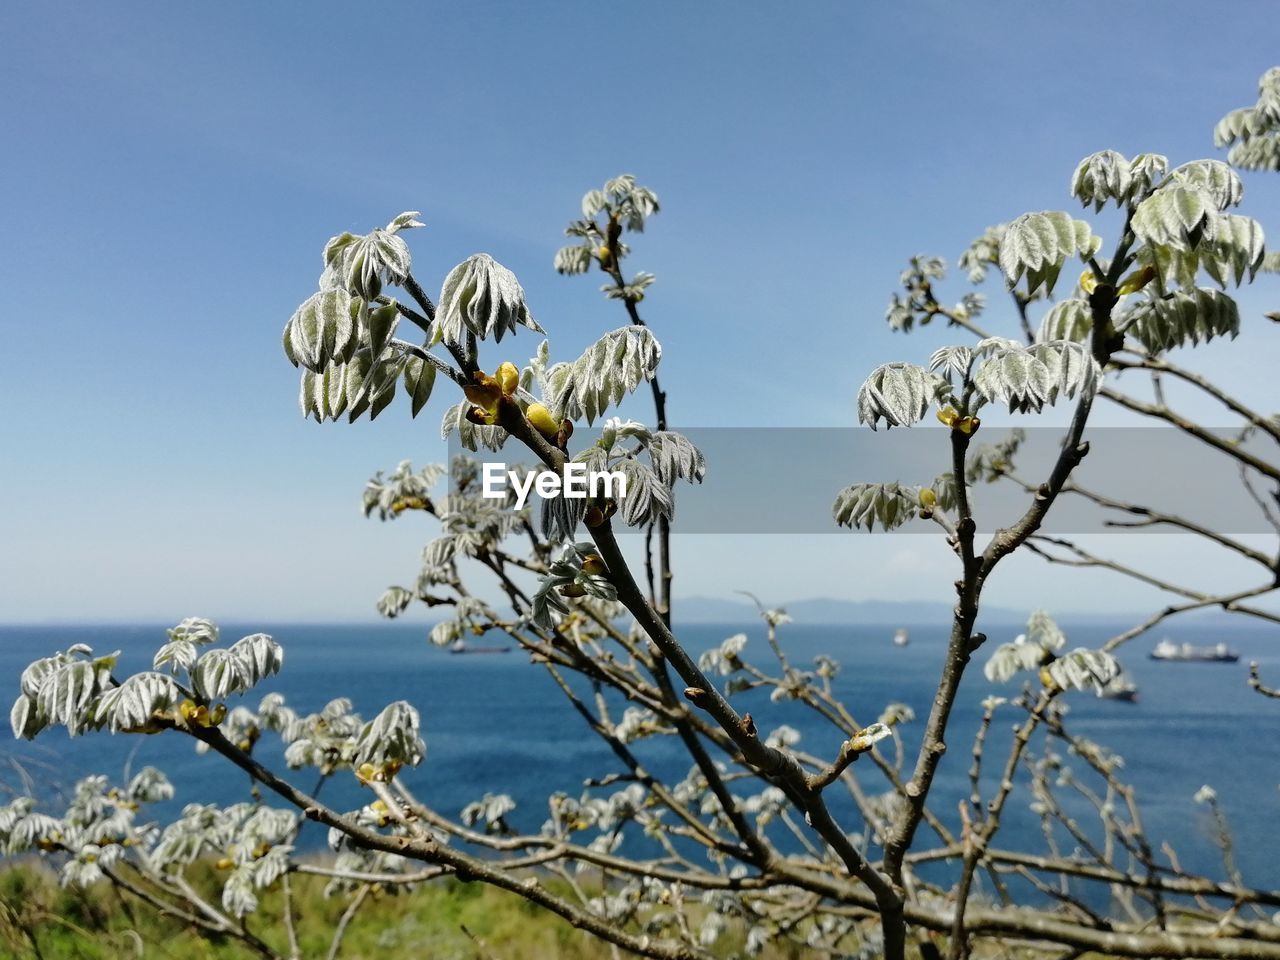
[
  {"xmin": 546, "ymin": 326, "xmax": 662, "ymax": 425},
  {"xmin": 1038, "ymin": 299, "xmax": 1092, "ymax": 343},
  {"xmin": 1132, "ymin": 184, "xmax": 1219, "ymax": 251},
  {"xmin": 436, "ymin": 254, "xmax": 544, "ymax": 346},
  {"xmin": 1045, "ymin": 648, "xmax": 1123, "ymax": 694},
  {"xmin": 1126, "ymin": 288, "xmax": 1240, "ymax": 353},
  {"xmin": 857, "ymin": 363, "xmax": 941, "ymax": 430},
  {"xmin": 998, "ymin": 211, "xmax": 1097, "ymax": 295},
  {"xmin": 353, "ymin": 701, "xmax": 426, "ymax": 769},
  {"xmin": 1169, "ymin": 160, "xmax": 1243, "ymax": 211},
  {"xmin": 1071, "ymin": 150, "xmax": 1131, "ymax": 212},
  {"xmin": 832, "ymin": 482, "xmax": 918, "ymax": 532}
]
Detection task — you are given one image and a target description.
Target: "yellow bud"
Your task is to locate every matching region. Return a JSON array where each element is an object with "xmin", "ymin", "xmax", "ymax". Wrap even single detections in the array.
[
  {"xmin": 596, "ymin": 246, "xmax": 614, "ymax": 269},
  {"xmin": 356, "ymin": 762, "xmax": 377, "ymax": 783},
  {"xmin": 526, "ymin": 402, "xmax": 559, "ymax": 438},
  {"xmin": 1117, "ymin": 265, "xmax": 1156, "ymax": 296},
  {"xmin": 208, "ymin": 703, "xmax": 227, "ymax": 726},
  {"xmin": 1038, "ymin": 666, "xmax": 1057, "ymax": 690},
  {"xmin": 936, "ymin": 406, "xmax": 959, "ymax": 427},
  {"xmin": 581, "ymin": 554, "xmax": 607, "ymax": 576},
  {"xmin": 956, "ymin": 416, "xmax": 981, "ymax": 436},
  {"xmin": 918, "ymin": 488, "xmax": 937, "ymax": 509},
  {"xmin": 463, "ymin": 374, "xmax": 503, "ymax": 413},
  {"xmin": 1080, "ymin": 270, "xmax": 1098, "ymax": 294},
  {"xmin": 215, "ymin": 857, "xmax": 235, "ymax": 871},
  {"xmin": 496, "ymin": 361, "xmax": 520, "ymax": 396},
  {"xmin": 632, "ymin": 291, "xmax": 644, "ymax": 303},
  {"xmin": 179, "ymin": 699, "xmax": 199, "ymax": 722},
  {"xmin": 559, "ymin": 582, "xmax": 588, "ymax": 598}
]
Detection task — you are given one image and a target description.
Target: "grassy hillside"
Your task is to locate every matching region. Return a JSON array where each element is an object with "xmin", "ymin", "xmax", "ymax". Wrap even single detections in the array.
[{"xmin": 0, "ymin": 860, "xmax": 820, "ymax": 960}]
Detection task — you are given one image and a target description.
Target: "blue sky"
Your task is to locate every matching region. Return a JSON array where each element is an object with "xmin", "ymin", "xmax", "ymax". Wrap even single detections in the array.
[{"xmin": 2, "ymin": 2, "xmax": 1278, "ymax": 623}]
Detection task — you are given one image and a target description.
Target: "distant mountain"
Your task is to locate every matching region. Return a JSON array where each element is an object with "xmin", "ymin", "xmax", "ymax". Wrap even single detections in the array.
[
  {"xmin": 670, "ymin": 596, "xmax": 1022, "ymax": 626},
  {"xmin": 666, "ymin": 596, "xmax": 1268, "ymax": 628}
]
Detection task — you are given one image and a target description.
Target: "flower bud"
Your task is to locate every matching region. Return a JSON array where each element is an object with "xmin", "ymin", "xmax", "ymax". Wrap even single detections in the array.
[
  {"xmin": 526, "ymin": 402, "xmax": 559, "ymax": 438},
  {"xmin": 1117, "ymin": 265, "xmax": 1156, "ymax": 296},
  {"xmin": 556, "ymin": 419, "xmax": 574, "ymax": 449},
  {"xmin": 463, "ymin": 372, "xmax": 503, "ymax": 412},
  {"xmin": 496, "ymin": 361, "xmax": 520, "ymax": 396}
]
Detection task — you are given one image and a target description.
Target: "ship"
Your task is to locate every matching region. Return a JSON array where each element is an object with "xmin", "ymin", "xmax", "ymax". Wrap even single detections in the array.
[
  {"xmin": 893, "ymin": 628, "xmax": 910, "ymax": 647},
  {"xmin": 1099, "ymin": 673, "xmax": 1139, "ymax": 702},
  {"xmin": 450, "ymin": 639, "xmax": 512, "ymax": 655},
  {"xmin": 1148, "ymin": 639, "xmax": 1239, "ymax": 663}
]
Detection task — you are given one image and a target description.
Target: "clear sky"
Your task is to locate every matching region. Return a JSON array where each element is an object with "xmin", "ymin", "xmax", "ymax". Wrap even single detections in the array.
[{"xmin": 2, "ymin": 2, "xmax": 1278, "ymax": 623}]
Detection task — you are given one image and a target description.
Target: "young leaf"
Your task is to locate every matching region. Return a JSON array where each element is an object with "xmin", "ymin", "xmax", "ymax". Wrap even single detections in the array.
[
  {"xmin": 832, "ymin": 482, "xmax": 919, "ymax": 532},
  {"xmin": 1126, "ymin": 288, "xmax": 1240, "ymax": 353},
  {"xmin": 1071, "ymin": 150, "xmax": 1131, "ymax": 212},
  {"xmin": 614, "ymin": 459, "xmax": 674, "ymax": 528},
  {"xmin": 1132, "ymin": 184, "xmax": 1219, "ymax": 251},
  {"xmin": 545, "ymin": 326, "xmax": 662, "ymax": 424},
  {"xmin": 1038, "ymin": 299, "xmax": 1092, "ymax": 343},
  {"xmin": 402, "ymin": 357, "xmax": 437, "ymax": 418},
  {"xmin": 857, "ymin": 363, "xmax": 941, "ymax": 430},
  {"xmin": 973, "ymin": 345, "xmax": 1052, "ymax": 413},
  {"xmin": 285, "ymin": 289, "xmax": 355, "ymax": 373},
  {"xmin": 644, "ymin": 431, "xmax": 706, "ymax": 485},
  {"xmin": 998, "ymin": 212, "xmax": 1097, "ymax": 296},
  {"xmin": 1044, "ymin": 648, "xmax": 1123, "ymax": 694},
  {"xmin": 436, "ymin": 254, "xmax": 544, "ymax": 346},
  {"xmin": 1169, "ymin": 160, "xmax": 1243, "ymax": 211}
]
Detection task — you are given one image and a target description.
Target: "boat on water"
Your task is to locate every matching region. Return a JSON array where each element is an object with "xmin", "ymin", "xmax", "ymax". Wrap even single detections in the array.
[
  {"xmin": 1100, "ymin": 673, "xmax": 1139, "ymax": 702},
  {"xmin": 1149, "ymin": 639, "xmax": 1239, "ymax": 663},
  {"xmin": 450, "ymin": 639, "xmax": 512, "ymax": 655},
  {"xmin": 893, "ymin": 628, "xmax": 910, "ymax": 647}
]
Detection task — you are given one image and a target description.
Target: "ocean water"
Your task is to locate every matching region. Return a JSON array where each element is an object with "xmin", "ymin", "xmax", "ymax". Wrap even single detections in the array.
[{"xmin": 2, "ymin": 618, "xmax": 1277, "ymax": 891}]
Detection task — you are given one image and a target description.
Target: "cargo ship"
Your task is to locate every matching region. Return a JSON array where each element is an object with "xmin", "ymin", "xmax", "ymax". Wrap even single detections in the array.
[
  {"xmin": 1099, "ymin": 673, "xmax": 1139, "ymax": 701},
  {"xmin": 1149, "ymin": 639, "xmax": 1239, "ymax": 663},
  {"xmin": 450, "ymin": 639, "xmax": 512, "ymax": 655}
]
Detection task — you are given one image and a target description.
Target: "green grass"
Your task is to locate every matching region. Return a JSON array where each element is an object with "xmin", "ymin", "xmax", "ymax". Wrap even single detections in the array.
[
  {"xmin": 0, "ymin": 860, "xmax": 618, "ymax": 959},
  {"xmin": 0, "ymin": 859, "xmax": 1125, "ymax": 959},
  {"xmin": 0, "ymin": 859, "xmax": 824, "ymax": 960}
]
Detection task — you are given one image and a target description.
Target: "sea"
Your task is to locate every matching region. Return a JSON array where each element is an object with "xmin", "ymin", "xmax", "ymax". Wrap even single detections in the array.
[{"xmin": 2, "ymin": 618, "xmax": 1277, "ymax": 892}]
